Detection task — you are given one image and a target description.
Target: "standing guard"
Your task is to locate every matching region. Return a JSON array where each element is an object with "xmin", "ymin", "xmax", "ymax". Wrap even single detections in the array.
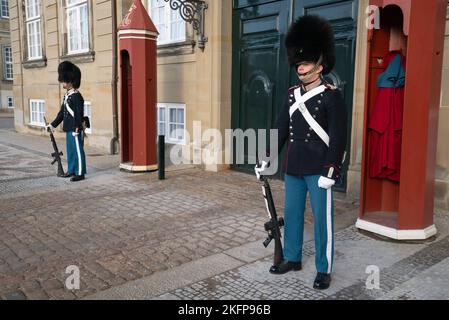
[
  {"xmin": 46, "ymin": 61, "xmax": 87, "ymax": 182},
  {"xmin": 256, "ymin": 15, "xmax": 347, "ymax": 290}
]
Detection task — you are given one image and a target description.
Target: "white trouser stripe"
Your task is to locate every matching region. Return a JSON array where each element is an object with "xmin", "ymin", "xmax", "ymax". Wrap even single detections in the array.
[
  {"xmin": 74, "ymin": 134, "xmax": 82, "ymax": 176},
  {"xmin": 326, "ymin": 188, "xmax": 333, "ymax": 274}
]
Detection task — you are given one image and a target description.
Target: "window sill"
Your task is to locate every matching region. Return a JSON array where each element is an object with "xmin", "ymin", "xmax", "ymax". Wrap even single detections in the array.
[
  {"xmin": 165, "ymin": 139, "xmax": 186, "ymax": 146},
  {"xmin": 61, "ymin": 51, "xmax": 95, "ymax": 64},
  {"xmin": 27, "ymin": 123, "xmax": 45, "ymax": 130},
  {"xmin": 23, "ymin": 58, "xmax": 47, "ymax": 69},
  {"xmin": 157, "ymin": 40, "xmax": 195, "ymax": 57}
]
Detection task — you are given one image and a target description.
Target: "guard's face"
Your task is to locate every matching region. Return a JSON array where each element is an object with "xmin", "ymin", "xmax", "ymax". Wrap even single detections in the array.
[
  {"xmin": 62, "ymin": 82, "xmax": 72, "ymax": 90},
  {"xmin": 296, "ymin": 62, "xmax": 323, "ymax": 83},
  {"xmin": 296, "ymin": 62, "xmax": 315, "ymax": 75}
]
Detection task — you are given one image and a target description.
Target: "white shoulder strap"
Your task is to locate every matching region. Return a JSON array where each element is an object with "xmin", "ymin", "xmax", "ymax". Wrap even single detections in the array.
[
  {"xmin": 64, "ymin": 90, "xmax": 78, "ymax": 118},
  {"xmin": 290, "ymin": 85, "xmax": 329, "ymax": 147}
]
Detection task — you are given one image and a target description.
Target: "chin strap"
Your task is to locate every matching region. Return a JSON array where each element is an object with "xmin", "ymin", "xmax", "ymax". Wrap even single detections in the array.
[{"xmin": 296, "ymin": 54, "xmax": 324, "ymax": 78}]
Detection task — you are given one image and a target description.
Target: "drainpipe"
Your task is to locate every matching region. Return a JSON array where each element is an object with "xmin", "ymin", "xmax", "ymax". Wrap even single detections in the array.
[{"xmin": 110, "ymin": 0, "xmax": 119, "ymax": 155}]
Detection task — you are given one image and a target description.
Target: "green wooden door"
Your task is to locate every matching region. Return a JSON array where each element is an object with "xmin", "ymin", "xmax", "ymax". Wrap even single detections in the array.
[
  {"xmin": 231, "ymin": 0, "xmax": 357, "ymax": 192},
  {"xmin": 231, "ymin": 0, "xmax": 290, "ymax": 174}
]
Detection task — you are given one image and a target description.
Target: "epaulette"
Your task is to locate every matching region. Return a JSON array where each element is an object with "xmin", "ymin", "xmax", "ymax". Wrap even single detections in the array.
[
  {"xmin": 325, "ymin": 83, "xmax": 337, "ymax": 90},
  {"xmin": 288, "ymin": 85, "xmax": 301, "ymax": 92}
]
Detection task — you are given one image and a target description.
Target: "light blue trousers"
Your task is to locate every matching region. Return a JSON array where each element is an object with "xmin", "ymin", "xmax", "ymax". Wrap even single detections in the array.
[
  {"xmin": 284, "ymin": 174, "xmax": 334, "ymax": 274},
  {"xmin": 66, "ymin": 131, "xmax": 86, "ymax": 176}
]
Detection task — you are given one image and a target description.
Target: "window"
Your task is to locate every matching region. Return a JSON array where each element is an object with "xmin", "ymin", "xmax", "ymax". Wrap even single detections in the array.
[
  {"xmin": 66, "ymin": 0, "xmax": 89, "ymax": 54},
  {"xmin": 3, "ymin": 46, "xmax": 13, "ymax": 80},
  {"xmin": 157, "ymin": 103, "xmax": 185, "ymax": 144},
  {"xmin": 148, "ymin": 0, "xmax": 186, "ymax": 45},
  {"xmin": 7, "ymin": 97, "xmax": 14, "ymax": 108},
  {"xmin": 84, "ymin": 101, "xmax": 91, "ymax": 134},
  {"xmin": 1, "ymin": 0, "xmax": 9, "ymax": 18},
  {"xmin": 25, "ymin": 0, "xmax": 42, "ymax": 60},
  {"xmin": 29, "ymin": 99, "xmax": 45, "ymax": 126},
  {"xmin": 157, "ymin": 106, "xmax": 166, "ymax": 136}
]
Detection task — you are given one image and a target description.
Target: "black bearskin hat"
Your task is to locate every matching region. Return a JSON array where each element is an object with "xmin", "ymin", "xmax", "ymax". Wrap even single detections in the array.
[
  {"xmin": 285, "ymin": 15, "xmax": 336, "ymax": 75},
  {"xmin": 58, "ymin": 61, "xmax": 81, "ymax": 89}
]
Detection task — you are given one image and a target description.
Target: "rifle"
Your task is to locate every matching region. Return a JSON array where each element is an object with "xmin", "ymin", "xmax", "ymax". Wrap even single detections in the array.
[
  {"xmin": 44, "ymin": 116, "xmax": 66, "ymax": 177},
  {"xmin": 260, "ymin": 175, "xmax": 285, "ymax": 271}
]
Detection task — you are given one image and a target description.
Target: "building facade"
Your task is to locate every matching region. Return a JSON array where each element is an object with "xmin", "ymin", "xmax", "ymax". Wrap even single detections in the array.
[
  {"xmin": 0, "ymin": 0, "xmax": 13, "ymax": 111},
  {"xmin": 9, "ymin": 0, "xmax": 134, "ymax": 147},
  {"xmin": 8, "ymin": 0, "xmax": 449, "ymax": 210}
]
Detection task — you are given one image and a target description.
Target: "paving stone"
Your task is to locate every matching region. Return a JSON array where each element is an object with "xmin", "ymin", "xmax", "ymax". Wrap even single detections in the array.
[{"xmin": 7, "ymin": 133, "xmax": 446, "ymax": 301}]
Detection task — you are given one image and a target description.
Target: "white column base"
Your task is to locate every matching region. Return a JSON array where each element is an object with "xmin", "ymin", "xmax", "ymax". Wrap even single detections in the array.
[
  {"xmin": 355, "ymin": 218, "xmax": 437, "ymax": 240},
  {"xmin": 119, "ymin": 163, "xmax": 158, "ymax": 172}
]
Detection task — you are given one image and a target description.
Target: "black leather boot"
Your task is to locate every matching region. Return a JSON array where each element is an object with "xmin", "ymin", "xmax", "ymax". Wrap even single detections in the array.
[
  {"xmin": 269, "ymin": 260, "xmax": 302, "ymax": 274},
  {"xmin": 70, "ymin": 175, "xmax": 85, "ymax": 182},
  {"xmin": 313, "ymin": 272, "xmax": 331, "ymax": 290},
  {"xmin": 60, "ymin": 172, "xmax": 74, "ymax": 178}
]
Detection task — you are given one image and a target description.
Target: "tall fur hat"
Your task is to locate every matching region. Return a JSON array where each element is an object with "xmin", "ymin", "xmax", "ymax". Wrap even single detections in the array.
[
  {"xmin": 58, "ymin": 61, "xmax": 81, "ymax": 89},
  {"xmin": 285, "ymin": 15, "xmax": 336, "ymax": 75}
]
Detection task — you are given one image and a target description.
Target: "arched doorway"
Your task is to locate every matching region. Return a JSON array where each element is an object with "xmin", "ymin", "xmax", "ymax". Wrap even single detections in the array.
[{"xmin": 120, "ymin": 50, "xmax": 133, "ymax": 164}]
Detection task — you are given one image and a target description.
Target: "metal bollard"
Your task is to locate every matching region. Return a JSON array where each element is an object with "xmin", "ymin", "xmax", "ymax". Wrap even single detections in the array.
[{"xmin": 158, "ymin": 135, "xmax": 165, "ymax": 180}]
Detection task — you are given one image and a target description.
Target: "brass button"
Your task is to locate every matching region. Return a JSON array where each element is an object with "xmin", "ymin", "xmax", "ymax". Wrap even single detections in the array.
[
  {"xmin": 307, "ymin": 133, "xmax": 311, "ymax": 137},
  {"xmin": 309, "ymin": 127, "xmax": 313, "ymax": 131},
  {"xmin": 318, "ymin": 100, "xmax": 322, "ymax": 104},
  {"xmin": 289, "ymin": 99, "xmax": 293, "ymax": 103},
  {"xmin": 313, "ymin": 115, "xmax": 316, "ymax": 118},
  {"xmin": 290, "ymin": 139, "xmax": 294, "ymax": 143},
  {"xmin": 290, "ymin": 132, "xmax": 293, "ymax": 136},
  {"xmin": 290, "ymin": 94, "xmax": 294, "ymax": 98},
  {"xmin": 305, "ymin": 139, "xmax": 309, "ymax": 143},
  {"xmin": 289, "ymin": 126, "xmax": 293, "ymax": 129},
  {"xmin": 315, "ymin": 107, "xmax": 319, "ymax": 111}
]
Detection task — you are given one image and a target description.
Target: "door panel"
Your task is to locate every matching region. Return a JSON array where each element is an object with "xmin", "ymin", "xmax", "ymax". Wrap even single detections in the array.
[{"xmin": 231, "ymin": 1, "xmax": 290, "ymax": 173}]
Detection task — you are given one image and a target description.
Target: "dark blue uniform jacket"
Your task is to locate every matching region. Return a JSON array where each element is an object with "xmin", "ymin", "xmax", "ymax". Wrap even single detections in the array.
[
  {"xmin": 51, "ymin": 90, "xmax": 84, "ymax": 133},
  {"xmin": 276, "ymin": 84, "xmax": 348, "ymax": 180}
]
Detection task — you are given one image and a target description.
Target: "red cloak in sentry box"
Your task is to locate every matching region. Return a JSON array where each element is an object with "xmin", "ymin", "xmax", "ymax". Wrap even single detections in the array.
[{"xmin": 368, "ymin": 51, "xmax": 406, "ymax": 182}]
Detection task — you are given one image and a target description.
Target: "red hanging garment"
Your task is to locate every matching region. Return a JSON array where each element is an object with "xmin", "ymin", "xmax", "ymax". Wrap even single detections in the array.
[{"xmin": 368, "ymin": 51, "xmax": 406, "ymax": 182}]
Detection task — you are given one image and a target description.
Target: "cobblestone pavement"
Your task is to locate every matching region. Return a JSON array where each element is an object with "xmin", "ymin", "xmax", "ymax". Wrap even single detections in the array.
[
  {"xmin": 0, "ymin": 130, "xmax": 357, "ymax": 300},
  {"xmin": 4, "ymin": 129, "xmax": 448, "ymax": 301},
  {"xmin": 158, "ymin": 214, "xmax": 449, "ymax": 300}
]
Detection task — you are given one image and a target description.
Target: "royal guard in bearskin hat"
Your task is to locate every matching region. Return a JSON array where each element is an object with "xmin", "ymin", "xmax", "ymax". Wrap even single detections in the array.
[
  {"xmin": 47, "ymin": 61, "xmax": 87, "ymax": 182},
  {"xmin": 256, "ymin": 15, "xmax": 347, "ymax": 289}
]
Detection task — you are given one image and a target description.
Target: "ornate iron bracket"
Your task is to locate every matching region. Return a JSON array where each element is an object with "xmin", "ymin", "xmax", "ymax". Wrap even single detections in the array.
[{"xmin": 163, "ymin": 0, "xmax": 208, "ymax": 51}]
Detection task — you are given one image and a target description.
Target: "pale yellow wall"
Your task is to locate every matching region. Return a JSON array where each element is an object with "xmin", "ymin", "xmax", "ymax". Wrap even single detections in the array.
[
  {"xmin": 10, "ymin": 0, "xmax": 124, "ymax": 152},
  {"xmin": 434, "ymin": 4, "xmax": 449, "ymax": 210},
  {"xmin": 10, "ymin": 0, "xmax": 232, "ymax": 158},
  {"xmin": 347, "ymin": 0, "xmax": 369, "ymax": 201},
  {"xmin": 140, "ymin": 0, "xmax": 233, "ymax": 171},
  {"xmin": 436, "ymin": 5, "xmax": 449, "ymax": 174}
]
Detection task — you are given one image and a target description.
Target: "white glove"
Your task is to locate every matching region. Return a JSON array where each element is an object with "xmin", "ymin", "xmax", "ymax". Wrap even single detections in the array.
[
  {"xmin": 318, "ymin": 176, "xmax": 335, "ymax": 190},
  {"xmin": 72, "ymin": 132, "xmax": 79, "ymax": 137},
  {"xmin": 46, "ymin": 124, "xmax": 55, "ymax": 132},
  {"xmin": 255, "ymin": 161, "xmax": 269, "ymax": 180}
]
